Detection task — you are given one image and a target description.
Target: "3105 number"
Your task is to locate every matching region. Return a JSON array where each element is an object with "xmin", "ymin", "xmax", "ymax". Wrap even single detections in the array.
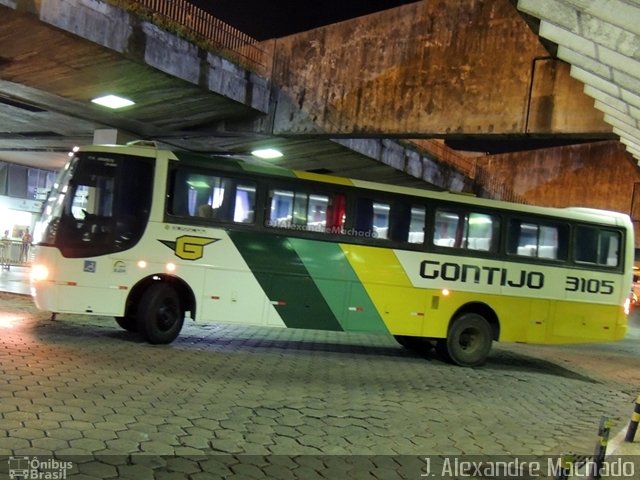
[{"xmin": 565, "ymin": 276, "xmax": 614, "ymax": 295}]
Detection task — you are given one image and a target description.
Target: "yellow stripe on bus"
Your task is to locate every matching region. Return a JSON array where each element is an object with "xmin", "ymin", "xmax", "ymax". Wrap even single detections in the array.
[
  {"xmin": 340, "ymin": 244, "xmax": 624, "ymax": 343},
  {"xmin": 294, "ymin": 171, "xmax": 354, "ymax": 186},
  {"xmin": 340, "ymin": 245, "xmax": 427, "ymax": 336}
]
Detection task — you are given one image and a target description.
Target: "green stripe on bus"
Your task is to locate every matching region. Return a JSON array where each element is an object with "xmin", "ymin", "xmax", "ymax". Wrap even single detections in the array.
[
  {"xmin": 288, "ymin": 239, "xmax": 389, "ymax": 333},
  {"xmin": 227, "ymin": 231, "xmax": 343, "ymax": 331}
]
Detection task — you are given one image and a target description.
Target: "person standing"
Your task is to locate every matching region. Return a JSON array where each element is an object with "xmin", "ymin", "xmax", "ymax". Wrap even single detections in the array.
[
  {"xmin": 1, "ymin": 230, "xmax": 10, "ymax": 270},
  {"xmin": 20, "ymin": 227, "xmax": 32, "ymax": 264}
]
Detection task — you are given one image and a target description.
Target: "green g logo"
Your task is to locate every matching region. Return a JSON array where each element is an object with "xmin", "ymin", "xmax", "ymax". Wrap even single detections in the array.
[{"xmin": 160, "ymin": 236, "xmax": 219, "ymax": 260}]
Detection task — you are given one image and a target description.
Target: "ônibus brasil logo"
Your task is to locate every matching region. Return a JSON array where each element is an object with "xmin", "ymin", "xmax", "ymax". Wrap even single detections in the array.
[{"xmin": 8, "ymin": 456, "xmax": 73, "ymax": 479}]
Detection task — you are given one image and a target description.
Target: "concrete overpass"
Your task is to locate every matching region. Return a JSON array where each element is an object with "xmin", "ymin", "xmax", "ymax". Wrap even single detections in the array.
[
  {"xmin": 517, "ymin": 0, "xmax": 640, "ymax": 163},
  {"xmin": 0, "ymin": 0, "xmax": 638, "ymax": 197}
]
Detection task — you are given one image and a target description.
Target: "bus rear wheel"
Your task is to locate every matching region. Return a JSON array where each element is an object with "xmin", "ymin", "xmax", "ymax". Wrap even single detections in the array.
[
  {"xmin": 137, "ymin": 283, "xmax": 184, "ymax": 344},
  {"xmin": 443, "ymin": 313, "xmax": 493, "ymax": 367}
]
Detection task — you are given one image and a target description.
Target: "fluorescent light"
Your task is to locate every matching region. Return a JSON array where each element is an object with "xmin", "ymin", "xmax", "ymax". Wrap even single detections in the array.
[
  {"xmin": 251, "ymin": 148, "xmax": 283, "ymax": 159},
  {"xmin": 91, "ymin": 95, "xmax": 135, "ymax": 109}
]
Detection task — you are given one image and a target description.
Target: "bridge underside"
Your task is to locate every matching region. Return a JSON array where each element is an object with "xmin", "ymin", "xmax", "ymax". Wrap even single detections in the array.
[{"xmin": 0, "ymin": 0, "xmax": 634, "ymax": 195}]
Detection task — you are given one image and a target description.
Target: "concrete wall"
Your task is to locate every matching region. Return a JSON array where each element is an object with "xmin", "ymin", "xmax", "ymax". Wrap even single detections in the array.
[
  {"xmin": 476, "ymin": 141, "xmax": 640, "ymax": 245},
  {"xmin": 268, "ymin": 0, "xmax": 609, "ymax": 136}
]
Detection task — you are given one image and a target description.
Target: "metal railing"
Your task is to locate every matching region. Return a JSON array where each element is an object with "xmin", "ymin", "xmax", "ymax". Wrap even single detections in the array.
[
  {"xmin": 475, "ymin": 164, "xmax": 529, "ymax": 204},
  {"xmin": 108, "ymin": 0, "xmax": 268, "ymax": 74},
  {"xmin": 1, "ymin": 240, "xmax": 31, "ymax": 268},
  {"xmin": 406, "ymin": 140, "xmax": 529, "ymax": 203},
  {"xmin": 406, "ymin": 139, "xmax": 477, "ymax": 179}
]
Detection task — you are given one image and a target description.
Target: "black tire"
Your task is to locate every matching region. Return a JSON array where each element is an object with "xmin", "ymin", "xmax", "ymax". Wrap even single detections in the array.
[
  {"xmin": 444, "ymin": 313, "xmax": 493, "ymax": 367},
  {"xmin": 137, "ymin": 283, "xmax": 183, "ymax": 344},
  {"xmin": 115, "ymin": 316, "xmax": 137, "ymax": 332}
]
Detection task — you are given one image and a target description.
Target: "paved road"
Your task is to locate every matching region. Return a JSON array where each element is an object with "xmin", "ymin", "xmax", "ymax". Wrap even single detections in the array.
[{"xmin": 0, "ymin": 292, "xmax": 638, "ymax": 479}]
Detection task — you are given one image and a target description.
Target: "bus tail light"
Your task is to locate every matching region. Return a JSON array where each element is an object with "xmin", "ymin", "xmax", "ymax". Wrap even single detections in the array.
[{"xmin": 31, "ymin": 264, "xmax": 50, "ymax": 282}]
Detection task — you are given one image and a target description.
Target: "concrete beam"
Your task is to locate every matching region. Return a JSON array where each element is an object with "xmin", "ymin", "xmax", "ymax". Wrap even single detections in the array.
[
  {"xmin": 619, "ymin": 136, "xmax": 640, "ymax": 152},
  {"xmin": 604, "ymin": 113, "xmax": 638, "ymax": 131},
  {"xmin": 517, "ymin": 0, "xmax": 640, "ymax": 162},
  {"xmin": 595, "ymin": 100, "xmax": 639, "ymax": 124},
  {"xmin": 520, "ymin": 0, "xmax": 640, "ymax": 36},
  {"xmin": 332, "ymin": 138, "xmax": 471, "ymax": 192},
  {"xmin": 613, "ymin": 124, "xmax": 640, "ymax": 140},
  {"xmin": 524, "ymin": 0, "xmax": 640, "ymax": 57},
  {"xmin": 560, "ymin": 0, "xmax": 640, "ymax": 35},
  {"xmin": 623, "ymin": 143, "xmax": 640, "ymax": 155},
  {"xmin": 571, "ymin": 66, "xmax": 618, "ymax": 98},
  {"xmin": 585, "ymin": 85, "xmax": 629, "ymax": 113},
  {"xmin": 572, "ymin": 67, "xmax": 640, "ymax": 110},
  {"xmin": 624, "ymin": 147, "xmax": 640, "ymax": 161},
  {"xmin": 1, "ymin": 0, "xmax": 270, "ymax": 114}
]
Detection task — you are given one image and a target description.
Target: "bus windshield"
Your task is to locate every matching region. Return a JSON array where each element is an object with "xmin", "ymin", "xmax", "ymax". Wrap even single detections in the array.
[{"xmin": 37, "ymin": 152, "xmax": 154, "ymax": 258}]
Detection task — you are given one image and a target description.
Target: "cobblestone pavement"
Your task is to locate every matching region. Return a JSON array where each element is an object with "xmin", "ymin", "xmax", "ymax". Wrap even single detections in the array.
[{"xmin": 0, "ymin": 292, "xmax": 638, "ymax": 479}]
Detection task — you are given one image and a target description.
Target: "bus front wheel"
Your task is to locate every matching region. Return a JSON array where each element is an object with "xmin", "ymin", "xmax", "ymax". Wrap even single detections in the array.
[
  {"xmin": 137, "ymin": 283, "xmax": 184, "ymax": 344},
  {"xmin": 442, "ymin": 313, "xmax": 492, "ymax": 367}
]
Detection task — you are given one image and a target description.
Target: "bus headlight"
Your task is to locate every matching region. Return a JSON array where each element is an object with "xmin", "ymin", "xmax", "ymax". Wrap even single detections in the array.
[{"xmin": 31, "ymin": 264, "xmax": 49, "ymax": 282}]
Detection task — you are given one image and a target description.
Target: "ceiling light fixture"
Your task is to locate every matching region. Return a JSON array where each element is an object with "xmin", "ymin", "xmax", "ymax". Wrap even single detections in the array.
[
  {"xmin": 251, "ymin": 148, "xmax": 283, "ymax": 159},
  {"xmin": 91, "ymin": 94, "xmax": 135, "ymax": 109}
]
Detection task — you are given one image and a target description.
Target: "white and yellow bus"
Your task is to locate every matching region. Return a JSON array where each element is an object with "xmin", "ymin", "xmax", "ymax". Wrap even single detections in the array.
[{"xmin": 31, "ymin": 143, "xmax": 634, "ymax": 366}]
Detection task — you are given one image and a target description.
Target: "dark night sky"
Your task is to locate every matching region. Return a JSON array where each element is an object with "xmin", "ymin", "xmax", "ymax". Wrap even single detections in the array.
[{"xmin": 189, "ymin": 1, "xmax": 418, "ymax": 40}]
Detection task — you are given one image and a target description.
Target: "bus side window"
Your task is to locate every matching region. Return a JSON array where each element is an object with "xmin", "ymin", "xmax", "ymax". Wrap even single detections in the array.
[
  {"xmin": 168, "ymin": 169, "xmax": 255, "ymax": 224},
  {"xmin": 268, "ymin": 189, "xmax": 294, "ymax": 228},
  {"xmin": 433, "ymin": 209, "xmax": 498, "ymax": 252},
  {"xmin": 466, "ymin": 213, "xmax": 497, "ymax": 251},
  {"xmin": 233, "ymin": 182, "xmax": 256, "ymax": 223},
  {"xmin": 216, "ymin": 178, "xmax": 236, "ymax": 221},
  {"xmin": 292, "ymin": 192, "xmax": 309, "ymax": 227},
  {"xmin": 307, "ymin": 193, "xmax": 330, "ymax": 231},
  {"xmin": 603, "ymin": 231, "xmax": 620, "ymax": 266},
  {"xmin": 508, "ymin": 221, "xmax": 537, "ymax": 257},
  {"xmin": 388, "ymin": 203, "xmax": 426, "ymax": 244},
  {"xmin": 354, "ymin": 198, "xmax": 374, "ymax": 236},
  {"xmin": 508, "ymin": 219, "xmax": 567, "ymax": 260},
  {"xmin": 168, "ymin": 169, "xmax": 191, "ymax": 216},
  {"xmin": 574, "ymin": 226, "xmax": 621, "ymax": 267},
  {"xmin": 325, "ymin": 194, "xmax": 346, "ymax": 233},
  {"xmin": 389, "ymin": 203, "xmax": 410, "ymax": 242},
  {"xmin": 433, "ymin": 209, "xmax": 460, "ymax": 247},
  {"xmin": 352, "ymin": 197, "xmax": 391, "ymax": 240},
  {"xmin": 266, "ymin": 188, "xmax": 340, "ymax": 233},
  {"xmin": 408, "ymin": 206, "xmax": 426, "ymax": 244}
]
